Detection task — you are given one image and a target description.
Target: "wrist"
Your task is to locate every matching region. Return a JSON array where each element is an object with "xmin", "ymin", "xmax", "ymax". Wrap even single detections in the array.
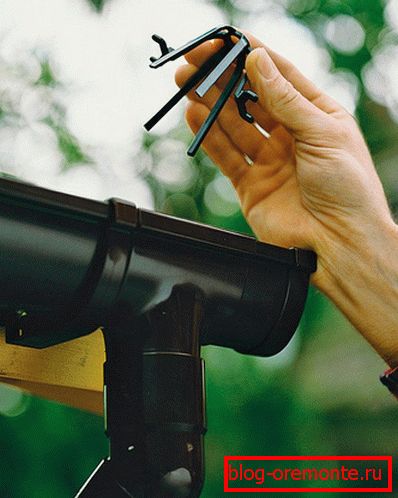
[{"xmin": 312, "ymin": 215, "xmax": 398, "ymax": 366}]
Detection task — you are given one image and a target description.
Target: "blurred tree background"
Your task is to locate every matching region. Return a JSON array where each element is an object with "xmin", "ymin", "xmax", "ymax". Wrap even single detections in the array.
[{"xmin": 0, "ymin": 0, "xmax": 398, "ymax": 496}]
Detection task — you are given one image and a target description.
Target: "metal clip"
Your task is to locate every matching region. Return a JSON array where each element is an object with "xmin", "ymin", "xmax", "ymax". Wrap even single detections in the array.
[
  {"xmin": 145, "ymin": 26, "xmax": 259, "ymax": 157},
  {"xmin": 149, "ymin": 34, "xmax": 174, "ymax": 63},
  {"xmin": 234, "ymin": 73, "xmax": 258, "ymax": 123}
]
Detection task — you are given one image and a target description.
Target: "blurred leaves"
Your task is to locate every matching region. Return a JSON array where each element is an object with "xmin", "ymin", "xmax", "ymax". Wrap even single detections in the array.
[
  {"xmin": 86, "ymin": 0, "xmax": 110, "ymax": 13},
  {"xmin": 35, "ymin": 58, "xmax": 92, "ymax": 169},
  {"xmin": 0, "ymin": 387, "xmax": 107, "ymax": 498},
  {"xmin": 205, "ymin": 0, "xmax": 242, "ymax": 23},
  {"xmin": 35, "ymin": 60, "xmax": 58, "ymax": 88},
  {"xmin": 140, "ymin": 127, "xmax": 253, "ymax": 233},
  {"xmin": 45, "ymin": 114, "xmax": 92, "ymax": 169}
]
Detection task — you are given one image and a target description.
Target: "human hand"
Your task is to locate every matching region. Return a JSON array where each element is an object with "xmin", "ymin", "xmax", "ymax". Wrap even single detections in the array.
[{"xmin": 175, "ymin": 31, "xmax": 398, "ymax": 366}]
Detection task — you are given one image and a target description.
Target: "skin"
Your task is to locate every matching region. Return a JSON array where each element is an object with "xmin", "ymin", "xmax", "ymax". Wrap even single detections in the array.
[{"xmin": 175, "ymin": 30, "xmax": 398, "ymax": 368}]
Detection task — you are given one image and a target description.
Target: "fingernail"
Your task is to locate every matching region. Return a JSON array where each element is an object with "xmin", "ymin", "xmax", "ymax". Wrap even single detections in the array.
[{"xmin": 255, "ymin": 48, "xmax": 277, "ymax": 80}]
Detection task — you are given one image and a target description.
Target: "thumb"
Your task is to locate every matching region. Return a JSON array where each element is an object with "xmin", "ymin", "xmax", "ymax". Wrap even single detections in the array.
[{"xmin": 245, "ymin": 47, "xmax": 328, "ymax": 140}]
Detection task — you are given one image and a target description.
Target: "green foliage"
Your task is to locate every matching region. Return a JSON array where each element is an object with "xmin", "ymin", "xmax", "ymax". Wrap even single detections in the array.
[
  {"xmin": 87, "ymin": 0, "xmax": 109, "ymax": 13},
  {"xmin": 37, "ymin": 57, "xmax": 92, "ymax": 169},
  {"xmin": 0, "ymin": 390, "xmax": 107, "ymax": 497},
  {"xmin": 205, "ymin": 0, "xmax": 241, "ymax": 23},
  {"xmin": 51, "ymin": 119, "xmax": 92, "ymax": 168},
  {"xmin": 35, "ymin": 60, "xmax": 58, "ymax": 88}
]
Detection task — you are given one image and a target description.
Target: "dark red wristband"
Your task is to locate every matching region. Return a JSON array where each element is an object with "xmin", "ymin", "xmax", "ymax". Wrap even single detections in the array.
[{"xmin": 380, "ymin": 366, "xmax": 398, "ymax": 398}]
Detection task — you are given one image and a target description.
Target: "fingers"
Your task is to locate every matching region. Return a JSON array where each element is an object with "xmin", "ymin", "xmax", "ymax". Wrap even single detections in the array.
[
  {"xmin": 175, "ymin": 60, "xmax": 278, "ymax": 134},
  {"xmin": 176, "ymin": 63, "xmax": 268, "ymax": 161},
  {"xmin": 183, "ymin": 28, "xmax": 343, "ymax": 116},
  {"xmin": 245, "ymin": 47, "xmax": 335, "ymax": 142},
  {"xmin": 176, "ymin": 29, "xmax": 341, "ymax": 150},
  {"xmin": 184, "ymin": 39, "xmax": 224, "ymax": 66},
  {"xmin": 185, "ymin": 101, "xmax": 248, "ymax": 186},
  {"xmin": 182, "ymin": 39, "xmax": 278, "ymax": 132},
  {"xmin": 176, "ymin": 56, "xmax": 236, "ymax": 102},
  {"xmin": 183, "ymin": 39, "xmax": 242, "ymax": 97}
]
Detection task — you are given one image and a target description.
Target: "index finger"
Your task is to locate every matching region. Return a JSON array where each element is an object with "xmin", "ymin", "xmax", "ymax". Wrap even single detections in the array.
[{"xmin": 184, "ymin": 38, "xmax": 225, "ymax": 65}]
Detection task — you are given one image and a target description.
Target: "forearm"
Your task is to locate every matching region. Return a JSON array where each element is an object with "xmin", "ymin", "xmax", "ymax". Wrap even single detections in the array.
[{"xmin": 314, "ymin": 218, "xmax": 398, "ymax": 367}]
